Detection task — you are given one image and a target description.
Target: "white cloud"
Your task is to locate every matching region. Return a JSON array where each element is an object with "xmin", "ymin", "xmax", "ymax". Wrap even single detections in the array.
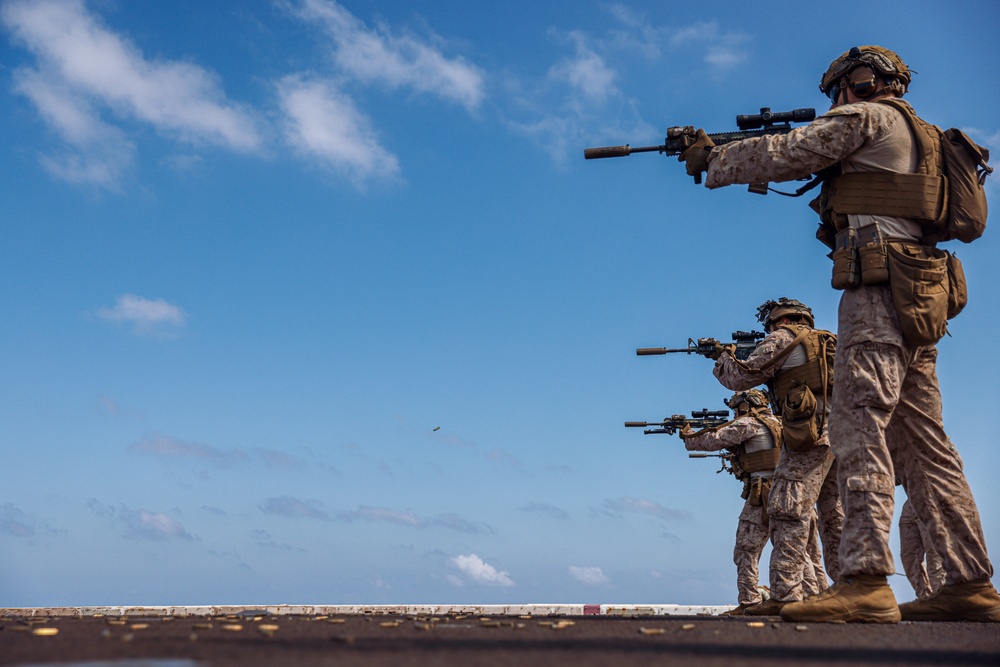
[
  {"xmin": 1, "ymin": 503, "xmax": 37, "ymax": 537},
  {"xmin": 548, "ymin": 31, "xmax": 618, "ymax": 104},
  {"xmin": 97, "ymin": 294, "xmax": 186, "ymax": 335},
  {"xmin": 568, "ymin": 565, "xmax": 609, "ymax": 585},
  {"xmin": 450, "ymin": 553, "xmax": 514, "ymax": 587},
  {"xmin": 13, "ymin": 66, "xmax": 135, "ymax": 188},
  {"xmin": 602, "ymin": 496, "xmax": 691, "ymax": 522},
  {"xmin": 88, "ymin": 500, "xmax": 194, "ymax": 541},
  {"xmin": 334, "ymin": 505, "xmax": 485, "ymax": 533},
  {"xmin": 503, "ymin": 25, "xmax": 653, "ymax": 166},
  {"xmin": 519, "ymin": 502, "xmax": 570, "ymax": 520},
  {"xmin": 340, "ymin": 505, "xmax": 423, "ymax": 527},
  {"xmin": 137, "ymin": 510, "xmax": 192, "ymax": 541},
  {"xmin": 128, "ymin": 434, "xmax": 250, "ymax": 468},
  {"xmin": 2, "ymin": 0, "xmax": 261, "ymax": 187},
  {"xmin": 667, "ymin": 21, "xmax": 748, "ymax": 71},
  {"xmin": 507, "ymin": 10, "xmax": 752, "ymax": 165},
  {"xmin": 277, "ymin": 75, "xmax": 400, "ymax": 184},
  {"xmin": 291, "ymin": 0, "xmax": 485, "ymax": 111},
  {"xmin": 0, "ymin": 504, "xmax": 66, "ymax": 539}
]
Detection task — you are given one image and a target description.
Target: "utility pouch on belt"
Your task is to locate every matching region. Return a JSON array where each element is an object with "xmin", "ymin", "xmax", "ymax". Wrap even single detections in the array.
[
  {"xmin": 781, "ymin": 383, "xmax": 820, "ymax": 452},
  {"xmin": 886, "ymin": 243, "xmax": 949, "ymax": 346},
  {"xmin": 857, "ymin": 224, "xmax": 890, "ymax": 285},
  {"xmin": 946, "ymin": 252, "xmax": 968, "ymax": 319},
  {"xmin": 831, "ymin": 227, "xmax": 860, "ymax": 290},
  {"xmin": 859, "ymin": 242, "xmax": 890, "ymax": 284},
  {"xmin": 741, "ymin": 479, "xmax": 751, "ymax": 501},
  {"xmin": 747, "ymin": 478, "xmax": 774, "ymax": 511}
]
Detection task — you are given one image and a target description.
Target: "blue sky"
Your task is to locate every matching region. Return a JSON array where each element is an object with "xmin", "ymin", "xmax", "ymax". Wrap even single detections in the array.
[{"xmin": 1, "ymin": 0, "xmax": 998, "ymax": 607}]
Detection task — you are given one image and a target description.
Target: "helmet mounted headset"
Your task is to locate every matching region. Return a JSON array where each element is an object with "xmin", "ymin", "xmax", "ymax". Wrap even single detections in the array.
[{"xmin": 820, "ymin": 46, "xmax": 912, "ymax": 104}]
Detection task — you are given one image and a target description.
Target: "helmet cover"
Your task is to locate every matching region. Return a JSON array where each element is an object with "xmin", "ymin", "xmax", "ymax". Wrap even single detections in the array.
[
  {"xmin": 756, "ymin": 297, "xmax": 815, "ymax": 329},
  {"xmin": 820, "ymin": 45, "xmax": 911, "ymax": 96},
  {"xmin": 726, "ymin": 389, "xmax": 769, "ymax": 411}
]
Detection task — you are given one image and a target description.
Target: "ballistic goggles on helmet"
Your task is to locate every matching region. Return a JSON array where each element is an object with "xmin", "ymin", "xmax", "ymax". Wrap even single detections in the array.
[
  {"xmin": 820, "ymin": 46, "xmax": 911, "ymax": 101},
  {"xmin": 824, "ymin": 63, "xmax": 880, "ymax": 102}
]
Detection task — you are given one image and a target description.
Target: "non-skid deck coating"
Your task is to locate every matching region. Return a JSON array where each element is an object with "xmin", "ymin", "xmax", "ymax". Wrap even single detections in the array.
[
  {"xmin": 2, "ymin": 609, "xmax": 999, "ymax": 667},
  {"xmin": 0, "ymin": 603, "xmax": 730, "ymax": 618}
]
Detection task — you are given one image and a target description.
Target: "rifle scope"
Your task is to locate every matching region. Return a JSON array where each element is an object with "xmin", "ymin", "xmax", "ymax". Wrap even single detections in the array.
[
  {"xmin": 691, "ymin": 409, "xmax": 730, "ymax": 419},
  {"xmin": 736, "ymin": 107, "xmax": 815, "ymax": 131}
]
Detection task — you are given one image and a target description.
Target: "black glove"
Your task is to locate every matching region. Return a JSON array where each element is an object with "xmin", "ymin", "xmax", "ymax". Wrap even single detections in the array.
[{"xmin": 677, "ymin": 129, "xmax": 715, "ymax": 184}]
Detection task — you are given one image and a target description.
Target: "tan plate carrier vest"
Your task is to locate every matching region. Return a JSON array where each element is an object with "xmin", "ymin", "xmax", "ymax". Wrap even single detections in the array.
[
  {"xmin": 739, "ymin": 325, "xmax": 837, "ymax": 450},
  {"xmin": 815, "ymin": 98, "xmax": 946, "ymax": 246},
  {"xmin": 735, "ymin": 410, "xmax": 783, "ymax": 477}
]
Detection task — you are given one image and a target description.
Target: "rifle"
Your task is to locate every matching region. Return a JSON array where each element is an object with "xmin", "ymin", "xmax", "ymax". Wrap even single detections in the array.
[
  {"xmin": 625, "ymin": 409, "xmax": 730, "ymax": 435},
  {"xmin": 636, "ymin": 330, "xmax": 765, "ymax": 361},
  {"xmin": 689, "ymin": 451, "xmax": 736, "ymax": 476},
  {"xmin": 583, "ymin": 107, "xmax": 816, "ymax": 185}
]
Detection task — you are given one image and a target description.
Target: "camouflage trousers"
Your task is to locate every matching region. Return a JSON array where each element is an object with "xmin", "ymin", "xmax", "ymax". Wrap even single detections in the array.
[
  {"xmin": 735, "ymin": 498, "xmax": 827, "ymax": 604},
  {"xmin": 829, "ymin": 287, "xmax": 993, "ymax": 583},
  {"xmin": 805, "ymin": 509, "xmax": 829, "ymax": 596},
  {"xmin": 734, "ymin": 498, "xmax": 770, "ymax": 605},
  {"xmin": 899, "ymin": 498, "xmax": 945, "ymax": 599},
  {"xmin": 766, "ymin": 445, "xmax": 843, "ymax": 601}
]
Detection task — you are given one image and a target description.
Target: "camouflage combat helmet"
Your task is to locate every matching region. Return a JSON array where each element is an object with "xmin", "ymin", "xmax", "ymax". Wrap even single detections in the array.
[
  {"xmin": 726, "ymin": 389, "xmax": 769, "ymax": 412},
  {"xmin": 820, "ymin": 45, "xmax": 912, "ymax": 99},
  {"xmin": 756, "ymin": 297, "xmax": 815, "ymax": 330}
]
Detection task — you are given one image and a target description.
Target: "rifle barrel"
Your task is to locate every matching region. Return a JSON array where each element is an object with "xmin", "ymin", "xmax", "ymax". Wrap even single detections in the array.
[
  {"xmin": 636, "ymin": 347, "xmax": 699, "ymax": 356},
  {"xmin": 583, "ymin": 144, "xmax": 663, "ymax": 160}
]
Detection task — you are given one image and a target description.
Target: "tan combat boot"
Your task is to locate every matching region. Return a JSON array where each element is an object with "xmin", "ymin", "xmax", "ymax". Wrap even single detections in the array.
[
  {"xmin": 743, "ymin": 599, "xmax": 786, "ymax": 616},
  {"xmin": 898, "ymin": 579, "xmax": 1000, "ymax": 622},
  {"xmin": 780, "ymin": 574, "xmax": 901, "ymax": 623},
  {"xmin": 724, "ymin": 602, "xmax": 756, "ymax": 616}
]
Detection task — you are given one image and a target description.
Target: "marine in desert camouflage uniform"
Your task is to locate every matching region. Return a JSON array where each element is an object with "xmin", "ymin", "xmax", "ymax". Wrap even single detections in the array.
[
  {"xmin": 679, "ymin": 45, "xmax": 999, "ymax": 623},
  {"xmin": 899, "ymin": 498, "xmax": 945, "ymax": 600},
  {"xmin": 805, "ymin": 508, "xmax": 829, "ymax": 598},
  {"xmin": 708, "ymin": 300, "xmax": 842, "ymax": 616},
  {"xmin": 680, "ymin": 390, "xmax": 815, "ymax": 614}
]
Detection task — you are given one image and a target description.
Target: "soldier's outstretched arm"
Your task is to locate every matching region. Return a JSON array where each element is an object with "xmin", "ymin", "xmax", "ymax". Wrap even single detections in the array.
[
  {"xmin": 704, "ymin": 108, "xmax": 871, "ymax": 189},
  {"xmin": 713, "ymin": 328, "xmax": 798, "ymax": 390},
  {"xmin": 683, "ymin": 419, "xmax": 757, "ymax": 452}
]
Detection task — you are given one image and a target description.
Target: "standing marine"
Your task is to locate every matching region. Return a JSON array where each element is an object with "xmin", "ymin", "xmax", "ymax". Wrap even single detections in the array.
[
  {"xmin": 679, "ymin": 45, "xmax": 999, "ymax": 622},
  {"xmin": 706, "ymin": 298, "xmax": 843, "ymax": 616},
  {"xmin": 680, "ymin": 389, "xmax": 813, "ymax": 614}
]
